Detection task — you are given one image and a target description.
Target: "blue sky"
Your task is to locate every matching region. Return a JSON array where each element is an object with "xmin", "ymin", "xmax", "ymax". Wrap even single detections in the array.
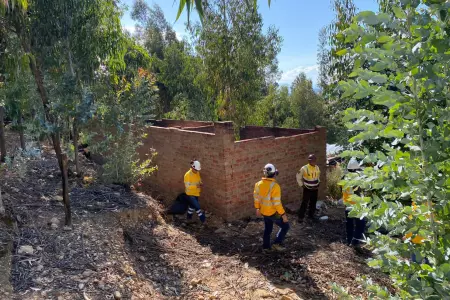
[{"xmin": 120, "ymin": 0, "xmax": 379, "ymax": 87}]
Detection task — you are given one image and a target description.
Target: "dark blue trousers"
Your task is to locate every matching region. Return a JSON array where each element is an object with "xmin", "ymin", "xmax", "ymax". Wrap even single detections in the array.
[
  {"xmin": 263, "ymin": 215, "xmax": 290, "ymax": 249},
  {"xmin": 186, "ymin": 196, "xmax": 205, "ymax": 223},
  {"xmin": 345, "ymin": 209, "xmax": 366, "ymax": 246}
]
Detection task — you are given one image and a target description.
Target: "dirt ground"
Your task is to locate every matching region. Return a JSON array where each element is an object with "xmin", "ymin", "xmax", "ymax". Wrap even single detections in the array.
[{"xmin": 0, "ymin": 129, "xmax": 391, "ymax": 300}]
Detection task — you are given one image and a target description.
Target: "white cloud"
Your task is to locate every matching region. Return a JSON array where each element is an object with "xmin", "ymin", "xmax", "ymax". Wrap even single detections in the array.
[
  {"xmin": 123, "ymin": 25, "xmax": 136, "ymax": 34},
  {"xmin": 175, "ymin": 31, "xmax": 185, "ymax": 41},
  {"xmin": 279, "ymin": 64, "xmax": 319, "ymax": 87}
]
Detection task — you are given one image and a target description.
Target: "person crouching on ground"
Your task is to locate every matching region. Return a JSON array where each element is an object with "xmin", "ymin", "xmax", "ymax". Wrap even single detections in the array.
[
  {"xmin": 254, "ymin": 163, "xmax": 290, "ymax": 252},
  {"xmin": 341, "ymin": 158, "xmax": 366, "ymax": 247},
  {"xmin": 184, "ymin": 160, "xmax": 206, "ymax": 224}
]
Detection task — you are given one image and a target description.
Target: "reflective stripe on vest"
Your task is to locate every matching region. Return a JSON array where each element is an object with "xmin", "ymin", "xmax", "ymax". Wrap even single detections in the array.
[
  {"xmin": 302, "ymin": 165, "xmax": 319, "ymax": 188},
  {"xmin": 256, "ymin": 181, "xmax": 277, "ymax": 206}
]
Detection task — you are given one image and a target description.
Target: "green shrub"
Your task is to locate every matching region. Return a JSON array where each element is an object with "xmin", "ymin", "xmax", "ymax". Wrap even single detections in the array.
[
  {"xmin": 326, "ymin": 165, "xmax": 343, "ymax": 200},
  {"xmin": 100, "ymin": 130, "xmax": 157, "ymax": 186}
]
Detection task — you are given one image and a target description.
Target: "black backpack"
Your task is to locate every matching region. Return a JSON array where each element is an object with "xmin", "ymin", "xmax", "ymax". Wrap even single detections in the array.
[{"xmin": 167, "ymin": 193, "xmax": 189, "ymax": 215}]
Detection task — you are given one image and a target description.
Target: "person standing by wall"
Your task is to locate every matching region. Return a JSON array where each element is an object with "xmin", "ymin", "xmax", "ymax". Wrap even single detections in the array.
[
  {"xmin": 296, "ymin": 154, "xmax": 321, "ymax": 222},
  {"xmin": 254, "ymin": 163, "xmax": 290, "ymax": 252},
  {"xmin": 184, "ymin": 160, "xmax": 206, "ymax": 224}
]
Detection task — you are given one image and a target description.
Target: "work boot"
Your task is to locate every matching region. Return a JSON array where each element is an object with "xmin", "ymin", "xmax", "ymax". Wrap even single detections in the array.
[
  {"xmin": 271, "ymin": 244, "xmax": 286, "ymax": 252},
  {"xmin": 186, "ymin": 214, "xmax": 195, "ymax": 224},
  {"xmin": 262, "ymin": 248, "xmax": 272, "ymax": 254},
  {"xmin": 199, "ymin": 214, "xmax": 206, "ymax": 223}
]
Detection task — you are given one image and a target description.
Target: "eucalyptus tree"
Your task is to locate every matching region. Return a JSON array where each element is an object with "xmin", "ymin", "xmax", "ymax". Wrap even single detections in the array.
[
  {"xmin": 193, "ymin": 0, "xmax": 281, "ymax": 129},
  {"xmin": 1, "ymin": 0, "xmax": 126, "ymax": 226},
  {"xmin": 174, "ymin": 0, "xmax": 272, "ymax": 22}
]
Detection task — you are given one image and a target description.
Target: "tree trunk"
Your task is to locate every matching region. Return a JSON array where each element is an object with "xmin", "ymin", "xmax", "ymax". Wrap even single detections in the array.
[
  {"xmin": 22, "ymin": 36, "xmax": 72, "ymax": 226},
  {"xmin": 52, "ymin": 134, "xmax": 72, "ymax": 226},
  {"xmin": 72, "ymin": 121, "xmax": 80, "ymax": 176},
  {"xmin": 61, "ymin": 152, "xmax": 71, "ymax": 226},
  {"xmin": 0, "ymin": 106, "xmax": 6, "ymax": 163},
  {"xmin": 18, "ymin": 110, "xmax": 26, "ymax": 151},
  {"xmin": 0, "ymin": 184, "xmax": 5, "ymax": 217}
]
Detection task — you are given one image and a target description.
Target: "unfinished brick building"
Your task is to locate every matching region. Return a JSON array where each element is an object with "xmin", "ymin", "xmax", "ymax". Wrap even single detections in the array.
[{"xmin": 139, "ymin": 119, "xmax": 327, "ymax": 221}]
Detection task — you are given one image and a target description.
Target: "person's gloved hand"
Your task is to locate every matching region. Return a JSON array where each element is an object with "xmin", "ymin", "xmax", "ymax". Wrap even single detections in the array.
[{"xmin": 282, "ymin": 214, "xmax": 288, "ymax": 223}]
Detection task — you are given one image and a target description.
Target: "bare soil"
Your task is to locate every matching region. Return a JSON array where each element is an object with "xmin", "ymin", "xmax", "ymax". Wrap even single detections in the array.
[{"xmin": 0, "ymin": 129, "xmax": 391, "ymax": 300}]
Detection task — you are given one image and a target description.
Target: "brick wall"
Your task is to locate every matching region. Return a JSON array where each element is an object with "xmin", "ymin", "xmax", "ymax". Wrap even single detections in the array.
[
  {"xmin": 148, "ymin": 119, "xmax": 213, "ymax": 128},
  {"xmin": 182, "ymin": 125, "xmax": 216, "ymax": 133},
  {"xmin": 228, "ymin": 128, "xmax": 327, "ymax": 219},
  {"xmin": 239, "ymin": 126, "xmax": 315, "ymax": 140},
  {"xmin": 137, "ymin": 122, "xmax": 234, "ymax": 218},
  {"xmin": 138, "ymin": 119, "xmax": 326, "ymax": 221}
]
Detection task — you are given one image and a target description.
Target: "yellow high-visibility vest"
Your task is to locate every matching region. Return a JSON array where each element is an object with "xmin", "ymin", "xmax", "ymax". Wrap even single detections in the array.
[
  {"xmin": 184, "ymin": 169, "xmax": 201, "ymax": 196},
  {"xmin": 343, "ymin": 187, "xmax": 357, "ymax": 205},
  {"xmin": 254, "ymin": 178, "xmax": 285, "ymax": 217},
  {"xmin": 299, "ymin": 164, "xmax": 320, "ymax": 189}
]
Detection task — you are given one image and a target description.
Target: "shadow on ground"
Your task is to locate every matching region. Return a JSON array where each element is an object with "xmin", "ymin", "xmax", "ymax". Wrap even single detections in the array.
[
  {"xmin": 169, "ymin": 208, "xmax": 380, "ymax": 299},
  {"xmin": 170, "ymin": 213, "xmax": 349, "ymax": 299}
]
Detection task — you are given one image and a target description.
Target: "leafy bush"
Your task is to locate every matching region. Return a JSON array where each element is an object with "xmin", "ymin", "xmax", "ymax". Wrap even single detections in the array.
[
  {"xmin": 337, "ymin": 2, "xmax": 450, "ymax": 298},
  {"xmin": 100, "ymin": 130, "xmax": 157, "ymax": 186},
  {"xmin": 326, "ymin": 165, "xmax": 343, "ymax": 200}
]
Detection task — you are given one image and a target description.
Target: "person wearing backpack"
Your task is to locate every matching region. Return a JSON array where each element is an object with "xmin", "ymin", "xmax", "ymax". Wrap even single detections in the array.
[
  {"xmin": 254, "ymin": 163, "xmax": 289, "ymax": 252},
  {"xmin": 184, "ymin": 160, "xmax": 206, "ymax": 224}
]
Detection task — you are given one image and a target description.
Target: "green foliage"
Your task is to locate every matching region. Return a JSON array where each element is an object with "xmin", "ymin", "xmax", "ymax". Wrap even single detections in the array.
[
  {"xmin": 249, "ymin": 74, "xmax": 326, "ymax": 130},
  {"xmin": 327, "ymin": 166, "xmax": 343, "ymax": 200},
  {"xmin": 248, "ymin": 84, "xmax": 290, "ymax": 127},
  {"xmin": 159, "ymin": 42, "xmax": 214, "ymax": 120},
  {"xmin": 100, "ymin": 130, "xmax": 157, "ymax": 186},
  {"xmin": 94, "ymin": 62, "xmax": 159, "ymax": 126},
  {"xmin": 174, "ymin": 0, "xmax": 272, "ymax": 24},
  {"xmin": 317, "ymin": 0, "xmax": 358, "ymax": 145},
  {"xmin": 289, "ymin": 73, "xmax": 326, "ymax": 129},
  {"xmin": 194, "ymin": 0, "xmax": 282, "ymax": 129},
  {"xmin": 338, "ymin": 1, "xmax": 450, "ymax": 298}
]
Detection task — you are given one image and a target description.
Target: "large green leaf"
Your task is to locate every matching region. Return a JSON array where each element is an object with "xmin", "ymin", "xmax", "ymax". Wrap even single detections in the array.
[
  {"xmin": 357, "ymin": 11, "xmax": 380, "ymax": 25},
  {"xmin": 336, "ymin": 48, "xmax": 348, "ymax": 56},
  {"xmin": 176, "ymin": 0, "xmax": 187, "ymax": 21}
]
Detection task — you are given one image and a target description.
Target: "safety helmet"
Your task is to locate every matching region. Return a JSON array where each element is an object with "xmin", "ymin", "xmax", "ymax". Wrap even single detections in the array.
[
  {"xmin": 263, "ymin": 163, "xmax": 278, "ymax": 177},
  {"xmin": 191, "ymin": 160, "xmax": 201, "ymax": 171},
  {"xmin": 347, "ymin": 157, "xmax": 361, "ymax": 171}
]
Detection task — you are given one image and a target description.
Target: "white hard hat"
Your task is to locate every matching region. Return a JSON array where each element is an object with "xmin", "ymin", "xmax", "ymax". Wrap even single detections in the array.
[
  {"xmin": 263, "ymin": 163, "xmax": 277, "ymax": 176},
  {"xmin": 347, "ymin": 157, "xmax": 361, "ymax": 171},
  {"xmin": 191, "ymin": 160, "xmax": 201, "ymax": 171}
]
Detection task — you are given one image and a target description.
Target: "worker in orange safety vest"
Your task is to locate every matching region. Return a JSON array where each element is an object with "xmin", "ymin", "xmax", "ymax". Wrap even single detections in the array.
[
  {"xmin": 184, "ymin": 160, "xmax": 206, "ymax": 223},
  {"xmin": 254, "ymin": 163, "xmax": 290, "ymax": 252}
]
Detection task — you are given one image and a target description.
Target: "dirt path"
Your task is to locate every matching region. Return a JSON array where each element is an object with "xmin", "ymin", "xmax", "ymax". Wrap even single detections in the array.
[{"xmin": 0, "ymin": 139, "xmax": 390, "ymax": 300}]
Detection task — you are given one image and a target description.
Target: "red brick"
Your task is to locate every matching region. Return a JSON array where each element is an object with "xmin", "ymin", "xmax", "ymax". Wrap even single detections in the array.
[{"xmin": 137, "ymin": 121, "xmax": 326, "ymax": 221}]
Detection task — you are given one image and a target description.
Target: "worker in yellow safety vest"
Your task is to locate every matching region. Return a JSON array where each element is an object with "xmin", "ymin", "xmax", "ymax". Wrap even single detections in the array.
[
  {"xmin": 341, "ymin": 158, "xmax": 366, "ymax": 246},
  {"xmin": 184, "ymin": 160, "xmax": 206, "ymax": 223},
  {"xmin": 297, "ymin": 154, "xmax": 321, "ymax": 222},
  {"xmin": 254, "ymin": 163, "xmax": 290, "ymax": 252}
]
